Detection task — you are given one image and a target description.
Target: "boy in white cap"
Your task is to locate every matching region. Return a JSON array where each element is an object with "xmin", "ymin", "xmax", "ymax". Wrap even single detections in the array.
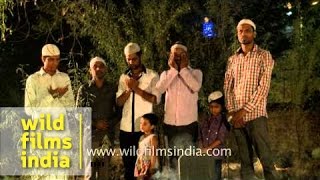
[
  {"xmin": 25, "ymin": 44, "xmax": 74, "ymax": 115},
  {"xmin": 224, "ymin": 19, "xmax": 277, "ymax": 179},
  {"xmin": 198, "ymin": 91, "xmax": 229, "ymax": 180},
  {"xmin": 76, "ymin": 56, "xmax": 119, "ymax": 180},
  {"xmin": 116, "ymin": 42, "xmax": 160, "ymax": 180}
]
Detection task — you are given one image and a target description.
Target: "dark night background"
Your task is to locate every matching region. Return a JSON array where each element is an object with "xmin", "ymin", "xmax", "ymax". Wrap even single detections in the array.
[{"xmin": 0, "ymin": 0, "xmax": 320, "ymax": 179}]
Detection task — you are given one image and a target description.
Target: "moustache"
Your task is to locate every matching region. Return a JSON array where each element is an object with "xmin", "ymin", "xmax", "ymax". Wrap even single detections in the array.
[{"xmin": 240, "ymin": 39, "xmax": 252, "ymax": 44}]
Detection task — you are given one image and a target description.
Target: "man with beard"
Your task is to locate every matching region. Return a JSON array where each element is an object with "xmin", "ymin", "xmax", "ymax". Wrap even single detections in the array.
[
  {"xmin": 156, "ymin": 42, "xmax": 202, "ymax": 168},
  {"xmin": 76, "ymin": 57, "xmax": 119, "ymax": 180},
  {"xmin": 224, "ymin": 19, "xmax": 277, "ymax": 180},
  {"xmin": 116, "ymin": 42, "xmax": 160, "ymax": 180}
]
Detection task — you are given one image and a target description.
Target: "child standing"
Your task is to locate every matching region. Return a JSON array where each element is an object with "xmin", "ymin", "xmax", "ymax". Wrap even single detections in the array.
[
  {"xmin": 199, "ymin": 91, "xmax": 229, "ymax": 180},
  {"xmin": 134, "ymin": 113, "xmax": 160, "ymax": 179}
]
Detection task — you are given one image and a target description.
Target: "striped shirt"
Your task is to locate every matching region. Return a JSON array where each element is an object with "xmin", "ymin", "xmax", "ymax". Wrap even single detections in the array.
[{"xmin": 224, "ymin": 45, "xmax": 274, "ymax": 122}]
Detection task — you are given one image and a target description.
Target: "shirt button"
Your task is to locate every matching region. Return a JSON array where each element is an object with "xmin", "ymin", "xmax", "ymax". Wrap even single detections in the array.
[
  {"xmin": 206, "ymin": 138, "xmax": 208, "ymax": 140},
  {"xmin": 208, "ymin": 130, "xmax": 211, "ymax": 132},
  {"xmin": 215, "ymin": 132, "xmax": 218, "ymax": 134}
]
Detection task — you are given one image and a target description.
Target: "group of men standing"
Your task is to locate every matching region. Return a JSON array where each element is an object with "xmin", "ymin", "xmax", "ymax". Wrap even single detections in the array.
[{"xmin": 24, "ymin": 19, "xmax": 277, "ymax": 180}]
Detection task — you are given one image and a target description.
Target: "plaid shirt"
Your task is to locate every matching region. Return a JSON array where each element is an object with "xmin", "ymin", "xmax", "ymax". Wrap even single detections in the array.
[
  {"xmin": 224, "ymin": 45, "xmax": 274, "ymax": 121},
  {"xmin": 199, "ymin": 114, "xmax": 228, "ymax": 149}
]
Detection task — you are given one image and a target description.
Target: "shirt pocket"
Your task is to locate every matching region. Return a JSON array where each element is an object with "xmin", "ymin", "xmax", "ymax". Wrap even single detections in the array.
[
  {"xmin": 231, "ymin": 60, "xmax": 241, "ymax": 78},
  {"xmin": 245, "ymin": 59, "xmax": 261, "ymax": 85}
]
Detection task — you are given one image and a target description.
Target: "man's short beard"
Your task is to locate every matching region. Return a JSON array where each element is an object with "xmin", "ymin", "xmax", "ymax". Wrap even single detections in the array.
[
  {"xmin": 240, "ymin": 39, "xmax": 253, "ymax": 45},
  {"xmin": 96, "ymin": 75, "xmax": 105, "ymax": 80},
  {"xmin": 129, "ymin": 64, "xmax": 141, "ymax": 70},
  {"xmin": 93, "ymin": 73, "xmax": 105, "ymax": 80}
]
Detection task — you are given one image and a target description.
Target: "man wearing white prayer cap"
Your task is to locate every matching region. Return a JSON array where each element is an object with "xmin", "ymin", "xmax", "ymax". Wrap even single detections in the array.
[
  {"xmin": 224, "ymin": 19, "xmax": 277, "ymax": 179},
  {"xmin": 77, "ymin": 56, "xmax": 119, "ymax": 180},
  {"xmin": 25, "ymin": 44, "xmax": 74, "ymax": 115},
  {"xmin": 42, "ymin": 43, "xmax": 60, "ymax": 56},
  {"xmin": 156, "ymin": 41, "xmax": 203, "ymax": 168},
  {"xmin": 116, "ymin": 42, "xmax": 160, "ymax": 180},
  {"xmin": 24, "ymin": 45, "xmax": 74, "ymax": 179},
  {"xmin": 237, "ymin": 19, "xmax": 256, "ymax": 32}
]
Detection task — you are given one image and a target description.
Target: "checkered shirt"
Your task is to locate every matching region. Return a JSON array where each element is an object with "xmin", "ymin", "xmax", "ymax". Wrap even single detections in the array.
[{"xmin": 224, "ymin": 45, "xmax": 274, "ymax": 121}]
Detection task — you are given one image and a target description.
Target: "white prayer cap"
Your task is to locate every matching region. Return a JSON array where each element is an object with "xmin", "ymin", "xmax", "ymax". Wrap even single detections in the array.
[
  {"xmin": 208, "ymin": 91, "xmax": 223, "ymax": 103},
  {"xmin": 124, "ymin": 42, "xmax": 141, "ymax": 56},
  {"xmin": 237, "ymin": 19, "xmax": 256, "ymax": 31},
  {"xmin": 170, "ymin": 43, "xmax": 187, "ymax": 52},
  {"xmin": 42, "ymin": 44, "xmax": 60, "ymax": 56},
  {"xmin": 89, "ymin": 56, "xmax": 107, "ymax": 68}
]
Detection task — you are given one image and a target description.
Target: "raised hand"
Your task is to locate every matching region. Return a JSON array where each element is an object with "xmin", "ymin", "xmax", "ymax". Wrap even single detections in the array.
[
  {"xmin": 168, "ymin": 52, "xmax": 178, "ymax": 70},
  {"xmin": 56, "ymin": 85, "xmax": 69, "ymax": 97},
  {"xmin": 48, "ymin": 85, "xmax": 68, "ymax": 98},
  {"xmin": 180, "ymin": 52, "xmax": 189, "ymax": 69},
  {"xmin": 95, "ymin": 120, "xmax": 108, "ymax": 130},
  {"xmin": 125, "ymin": 78, "xmax": 139, "ymax": 91}
]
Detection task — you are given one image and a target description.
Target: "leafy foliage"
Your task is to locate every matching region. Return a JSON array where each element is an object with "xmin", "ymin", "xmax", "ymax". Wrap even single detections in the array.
[
  {"xmin": 271, "ymin": 1, "xmax": 320, "ymax": 108},
  {"xmin": 1, "ymin": 0, "xmax": 319, "ymax": 111},
  {"xmin": 1, "ymin": 0, "xmax": 234, "ymax": 109},
  {"xmin": 0, "ymin": 0, "xmax": 14, "ymax": 41},
  {"xmin": 0, "ymin": 0, "xmax": 320, "ymax": 178}
]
